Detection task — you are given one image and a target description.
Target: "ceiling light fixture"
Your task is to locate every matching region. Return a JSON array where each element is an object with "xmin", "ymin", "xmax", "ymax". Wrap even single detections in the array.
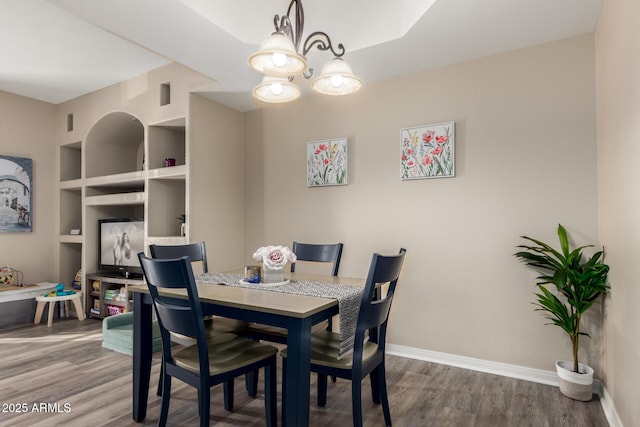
[{"xmin": 249, "ymin": 0, "xmax": 362, "ymax": 103}]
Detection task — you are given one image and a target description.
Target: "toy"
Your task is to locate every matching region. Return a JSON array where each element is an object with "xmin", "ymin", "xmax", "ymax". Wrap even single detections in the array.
[
  {"xmin": 72, "ymin": 270, "xmax": 82, "ymax": 290},
  {"xmin": 42, "ymin": 284, "xmax": 77, "ymax": 297},
  {"xmin": 0, "ymin": 266, "xmax": 23, "ymax": 286}
]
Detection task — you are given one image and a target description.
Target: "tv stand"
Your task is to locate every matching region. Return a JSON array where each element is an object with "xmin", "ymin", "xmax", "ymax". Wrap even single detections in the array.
[
  {"xmin": 86, "ymin": 273, "xmax": 145, "ymax": 319},
  {"xmin": 97, "ymin": 271, "xmax": 143, "ymax": 280}
]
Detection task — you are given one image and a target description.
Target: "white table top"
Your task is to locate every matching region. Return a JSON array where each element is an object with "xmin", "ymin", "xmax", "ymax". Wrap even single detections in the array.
[{"xmin": 0, "ymin": 282, "xmax": 57, "ymax": 302}]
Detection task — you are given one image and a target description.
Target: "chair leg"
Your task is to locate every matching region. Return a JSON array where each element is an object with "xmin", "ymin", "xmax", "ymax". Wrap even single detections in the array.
[
  {"xmin": 245, "ymin": 370, "xmax": 258, "ymax": 398},
  {"xmin": 352, "ymin": 379, "xmax": 363, "ymax": 427},
  {"xmin": 157, "ymin": 363, "xmax": 164, "ymax": 396},
  {"xmin": 370, "ymin": 368, "xmax": 381, "ymax": 404},
  {"xmin": 199, "ymin": 381, "xmax": 210, "ymax": 427},
  {"xmin": 317, "ymin": 373, "xmax": 328, "ymax": 407},
  {"xmin": 281, "ymin": 358, "xmax": 287, "ymax": 427},
  {"xmin": 223, "ymin": 379, "xmax": 234, "ymax": 412},
  {"xmin": 327, "ymin": 318, "xmax": 337, "ymax": 383},
  {"xmin": 265, "ymin": 358, "xmax": 277, "ymax": 427},
  {"xmin": 378, "ymin": 363, "xmax": 392, "ymax": 426},
  {"xmin": 159, "ymin": 372, "xmax": 171, "ymax": 427}
]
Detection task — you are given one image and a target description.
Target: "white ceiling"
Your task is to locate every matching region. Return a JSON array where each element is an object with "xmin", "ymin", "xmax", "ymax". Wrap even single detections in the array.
[{"xmin": 1, "ymin": 0, "xmax": 603, "ymax": 112}]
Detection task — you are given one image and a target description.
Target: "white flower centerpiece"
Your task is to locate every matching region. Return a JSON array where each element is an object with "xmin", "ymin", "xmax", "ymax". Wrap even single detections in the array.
[{"xmin": 252, "ymin": 245, "xmax": 297, "ymax": 284}]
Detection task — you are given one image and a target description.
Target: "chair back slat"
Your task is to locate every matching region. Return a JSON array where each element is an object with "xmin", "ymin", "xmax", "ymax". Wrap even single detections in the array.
[
  {"xmin": 154, "ymin": 302, "xmax": 198, "ymax": 338},
  {"xmin": 150, "ymin": 242, "xmax": 209, "ymax": 273},
  {"xmin": 291, "ymin": 242, "xmax": 344, "ymax": 276},
  {"xmin": 362, "ymin": 296, "xmax": 394, "ymax": 331}
]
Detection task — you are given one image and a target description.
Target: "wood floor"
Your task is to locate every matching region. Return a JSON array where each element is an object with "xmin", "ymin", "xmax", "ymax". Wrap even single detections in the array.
[{"xmin": 0, "ymin": 319, "xmax": 609, "ymax": 427}]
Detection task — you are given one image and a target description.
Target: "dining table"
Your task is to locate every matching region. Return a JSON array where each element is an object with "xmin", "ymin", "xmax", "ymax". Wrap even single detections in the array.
[{"xmin": 129, "ymin": 270, "xmax": 364, "ymax": 427}]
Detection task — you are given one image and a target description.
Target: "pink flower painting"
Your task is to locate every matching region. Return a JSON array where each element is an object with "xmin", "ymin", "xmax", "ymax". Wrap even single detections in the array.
[
  {"xmin": 307, "ymin": 138, "xmax": 348, "ymax": 186},
  {"xmin": 401, "ymin": 122, "xmax": 455, "ymax": 180}
]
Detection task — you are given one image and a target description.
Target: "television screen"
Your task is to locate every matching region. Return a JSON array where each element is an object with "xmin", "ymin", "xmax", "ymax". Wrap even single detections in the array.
[{"xmin": 99, "ymin": 218, "xmax": 144, "ymax": 276}]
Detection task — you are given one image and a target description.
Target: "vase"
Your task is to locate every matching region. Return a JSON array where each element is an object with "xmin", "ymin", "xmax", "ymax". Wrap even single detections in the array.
[
  {"xmin": 262, "ymin": 266, "xmax": 285, "ymax": 284},
  {"xmin": 556, "ymin": 360, "xmax": 594, "ymax": 401}
]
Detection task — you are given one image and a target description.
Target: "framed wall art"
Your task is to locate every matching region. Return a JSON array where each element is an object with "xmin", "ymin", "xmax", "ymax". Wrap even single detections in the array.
[
  {"xmin": 307, "ymin": 137, "xmax": 348, "ymax": 187},
  {"xmin": 401, "ymin": 121, "xmax": 455, "ymax": 180},
  {"xmin": 0, "ymin": 155, "xmax": 33, "ymax": 232}
]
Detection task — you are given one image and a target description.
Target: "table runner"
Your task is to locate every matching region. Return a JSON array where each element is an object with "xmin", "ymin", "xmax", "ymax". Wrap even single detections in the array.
[{"xmin": 197, "ymin": 272, "xmax": 363, "ymax": 357}]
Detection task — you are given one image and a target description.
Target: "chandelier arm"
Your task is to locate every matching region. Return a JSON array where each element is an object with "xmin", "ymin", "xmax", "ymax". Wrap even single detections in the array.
[
  {"xmin": 274, "ymin": 14, "xmax": 294, "ymax": 41},
  {"xmin": 302, "ymin": 31, "xmax": 345, "ymax": 58},
  {"xmin": 286, "ymin": 0, "xmax": 305, "ymax": 52}
]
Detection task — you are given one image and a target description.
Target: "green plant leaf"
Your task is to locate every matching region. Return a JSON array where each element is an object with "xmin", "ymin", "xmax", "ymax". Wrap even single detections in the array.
[{"xmin": 514, "ymin": 224, "xmax": 609, "ymax": 372}]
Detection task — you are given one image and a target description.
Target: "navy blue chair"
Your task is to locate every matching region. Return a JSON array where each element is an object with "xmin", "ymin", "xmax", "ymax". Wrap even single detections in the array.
[
  {"xmin": 138, "ymin": 254, "xmax": 278, "ymax": 427},
  {"xmin": 149, "ymin": 242, "xmax": 249, "ymax": 399},
  {"xmin": 281, "ymin": 248, "xmax": 406, "ymax": 427},
  {"xmin": 245, "ymin": 242, "xmax": 344, "ymax": 395},
  {"xmin": 247, "ymin": 242, "xmax": 344, "ymax": 344},
  {"xmin": 290, "ymin": 242, "xmax": 344, "ymax": 276},
  {"xmin": 150, "ymin": 242, "xmax": 209, "ymax": 272}
]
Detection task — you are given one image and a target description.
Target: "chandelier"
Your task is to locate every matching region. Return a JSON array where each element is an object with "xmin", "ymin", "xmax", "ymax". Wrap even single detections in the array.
[{"xmin": 249, "ymin": 0, "xmax": 362, "ymax": 103}]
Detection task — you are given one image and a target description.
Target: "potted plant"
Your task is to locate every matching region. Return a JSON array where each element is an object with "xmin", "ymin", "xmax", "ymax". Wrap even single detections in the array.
[
  {"xmin": 514, "ymin": 224, "xmax": 609, "ymax": 401},
  {"xmin": 176, "ymin": 214, "xmax": 186, "ymax": 237}
]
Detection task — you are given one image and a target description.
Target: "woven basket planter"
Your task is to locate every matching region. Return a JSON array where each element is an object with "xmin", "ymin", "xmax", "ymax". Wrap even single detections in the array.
[{"xmin": 556, "ymin": 360, "xmax": 594, "ymax": 401}]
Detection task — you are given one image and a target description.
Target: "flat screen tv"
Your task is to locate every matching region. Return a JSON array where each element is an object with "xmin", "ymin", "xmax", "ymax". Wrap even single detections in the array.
[{"xmin": 98, "ymin": 218, "xmax": 144, "ymax": 278}]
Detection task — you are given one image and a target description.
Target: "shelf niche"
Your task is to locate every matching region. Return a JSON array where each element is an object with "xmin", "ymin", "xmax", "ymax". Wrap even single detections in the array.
[
  {"xmin": 60, "ymin": 142, "xmax": 82, "ymax": 181},
  {"xmin": 148, "ymin": 118, "xmax": 186, "ymax": 170},
  {"xmin": 60, "ymin": 188, "xmax": 82, "ymax": 235},
  {"xmin": 85, "ymin": 112, "xmax": 144, "ymax": 178}
]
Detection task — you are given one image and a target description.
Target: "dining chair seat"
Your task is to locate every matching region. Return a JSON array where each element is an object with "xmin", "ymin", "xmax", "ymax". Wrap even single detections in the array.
[
  {"xmin": 282, "ymin": 330, "xmax": 379, "ymax": 369},
  {"xmin": 173, "ymin": 333, "xmax": 278, "ymax": 375},
  {"xmin": 169, "ymin": 318, "xmax": 248, "ymax": 347},
  {"xmin": 245, "ymin": 322, "xmax": 329, "ymax": 343},
  {"xmin": 204, "ymin": 317, "xmax": 249, "ymax": 334}
]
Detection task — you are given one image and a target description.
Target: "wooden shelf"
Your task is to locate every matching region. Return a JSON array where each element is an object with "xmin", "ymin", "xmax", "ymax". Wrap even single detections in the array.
[
  {"xmin": 84, "ymin": 192, "xmax": 145, "ymax": 206},
  {"xmin": 59, "ymin": 179, "xmax": 83, "ymax": 190},
  {"xmin": 59, "ymin": 234, "xmax": 83, "ymax": 244},
  {"xmin": 84, "ymin": 171, "xmax": 145, "ymax": 188},
  {"xmin": 148, "ymin": 164, "xmax": 187, "ymax": 180}
]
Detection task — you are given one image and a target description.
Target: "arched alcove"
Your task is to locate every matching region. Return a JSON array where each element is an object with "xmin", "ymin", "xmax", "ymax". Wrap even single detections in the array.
[{"xmin": 85, "ymin": 112, "xmax": 144, "ymax": 178}]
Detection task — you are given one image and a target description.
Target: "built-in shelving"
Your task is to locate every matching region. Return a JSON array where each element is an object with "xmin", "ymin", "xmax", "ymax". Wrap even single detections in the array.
[
  {"xmin": 86, "ymin": 273, "xmax": 143, "ymax": 318},
  {"xmin": 58, "ymin": 111, "xmax": 189, "ymax": 317}
]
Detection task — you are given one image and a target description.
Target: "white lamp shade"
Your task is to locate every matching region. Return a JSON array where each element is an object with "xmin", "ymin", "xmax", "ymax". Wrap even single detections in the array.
[
  {"xmin": 253, "ymin": 76, "xmax": 301, "ymax": 103},
  {"xmin": 312, "ymin": 58, "xmax": 362, "ymax": 96},
  {"xmin": 248, "ymin": 32, "xmax": 307, "ymax": 77}
]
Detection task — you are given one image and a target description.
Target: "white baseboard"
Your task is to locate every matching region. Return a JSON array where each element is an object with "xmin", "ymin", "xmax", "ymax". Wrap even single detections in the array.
[
  {"xmin": 386, "ymin": 344, "xmax": 623, "ymax": 427},
  {"xmin": 599, "ymin": 385, "xmax": 624, "ymax": 427}
]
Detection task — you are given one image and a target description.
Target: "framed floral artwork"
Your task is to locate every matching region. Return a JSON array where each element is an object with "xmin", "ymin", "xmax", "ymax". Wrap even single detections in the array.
[
  {"xmin": 307, "ymin": 138, "xmax": 348, "ymax": 187},
  {"xmin": 401, "ymin": 122, "xmax": 455, "ymax": 180}
]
